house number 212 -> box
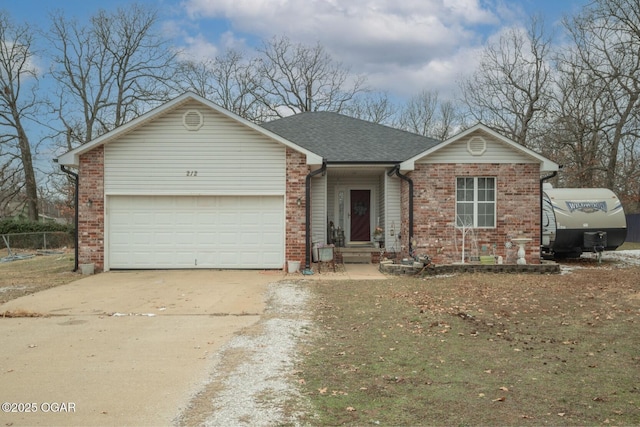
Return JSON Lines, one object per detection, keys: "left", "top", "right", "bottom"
{"left": 186, "top": 171, "right": 198, "bottom": 177}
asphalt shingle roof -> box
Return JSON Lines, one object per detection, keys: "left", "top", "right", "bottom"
{"left": 261, "top": 111, "right": 441, "bottom": 163}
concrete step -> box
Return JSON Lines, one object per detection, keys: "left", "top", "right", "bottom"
{"left": 341, "top": 252, "right": 372, "bottom": 264}
{"left": 337, "top": 246, "right": 377, "bottom": 264}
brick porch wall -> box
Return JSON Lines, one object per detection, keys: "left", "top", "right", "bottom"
{"left": 403, "top": 163, "right": 542, "bottom": 265}
{"left": 78, "top": 146, "right": 105, "bottom": 272}
{"left": 285, "top": 148, "right": 310, "bottom": 268}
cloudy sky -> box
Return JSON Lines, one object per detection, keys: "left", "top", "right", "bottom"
{"left": 7, "top": 0, "right": 588, "bottom": 103}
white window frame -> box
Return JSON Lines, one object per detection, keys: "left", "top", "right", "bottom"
{"left": 455, "top": 177, "right": 496, "bottom": 228}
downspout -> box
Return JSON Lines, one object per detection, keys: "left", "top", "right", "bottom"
{"left": 60, "top": 165, "right": 79, "bottom": 272}
{"left": 304, "top": 161, "right": 327, "bottom": 272}
{"left": 388, "top": 165, "right": 414, "bottom": 256}
{"left": 539, "top": 169, "right": 559, "bottom": 252}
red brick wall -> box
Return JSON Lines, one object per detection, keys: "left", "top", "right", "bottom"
{"left": 285, "top": 148, "right": 310, "bottom": 267}
{"left": 78, "top": 146, "right": 105, "bottom": 272}
{"left": 403, "top": 163, "right": 541, "bottom": 265}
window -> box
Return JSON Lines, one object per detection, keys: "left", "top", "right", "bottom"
{"left": 456, "top": 177, "right": 496, "bottom": 227}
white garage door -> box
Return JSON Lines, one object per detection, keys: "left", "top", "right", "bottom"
{"left": 108, "top": 196, "right": 284, "bottom": 269}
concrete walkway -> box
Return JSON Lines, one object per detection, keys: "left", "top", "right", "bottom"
{"left": 288, "top": 262, "right": 388, "bottom": 280}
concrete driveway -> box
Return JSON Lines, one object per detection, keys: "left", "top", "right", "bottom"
{"left": 0, "top": 269, "right": 284, "bottom": 426}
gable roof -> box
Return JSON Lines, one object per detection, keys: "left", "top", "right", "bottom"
{"left": 400, "top": 123, "right": 560, "bottom": 172}
{"left": 56, "top": 92, "right": 323, "bottom": 167}
{"left": 261, "top": 112, "right": 441, "bottom": 163}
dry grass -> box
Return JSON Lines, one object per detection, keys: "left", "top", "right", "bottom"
{"left": 297, "top": 259, "right": 640, "bottom": 426}
{"left": 0, "top": 250, "right": 76, "bottom": 304}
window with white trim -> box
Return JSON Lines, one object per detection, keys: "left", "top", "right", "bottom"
{"left": 456, "top": 177, "right": 496, "bottom": 227}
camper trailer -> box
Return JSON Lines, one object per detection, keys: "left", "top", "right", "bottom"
{"left": 542, "top": 185, "right": 627, "bottom": 259}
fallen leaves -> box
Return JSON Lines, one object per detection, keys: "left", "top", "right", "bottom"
{"left": 302, "top": 266, "right": 640, "bottom": 425}
{"left": 1, "top": 310, "right": 49, "bottom": 318}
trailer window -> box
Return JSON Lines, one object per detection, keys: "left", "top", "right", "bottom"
{"left": 456, "top": 177, "right": 496, "bottom": 227}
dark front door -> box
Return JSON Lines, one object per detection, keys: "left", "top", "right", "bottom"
{"left": 350, "top": 189, "right": 371, "bottom": 242}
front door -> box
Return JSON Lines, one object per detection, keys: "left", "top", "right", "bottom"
{"left": 350, "top": 189, "right": 371, "bottom": 242}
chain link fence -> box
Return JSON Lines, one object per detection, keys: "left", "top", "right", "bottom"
{"left": 1, "top": 232, "right": 74, "bottom": 262}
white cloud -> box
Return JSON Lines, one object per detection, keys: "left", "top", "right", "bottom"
{"left": 180, "top": 33, "right": 220, "bottom": 61}
{"left": 364, "top": 44, "right": 483, "bottom": 101}
{"left": 183, "top": 0, "right": 494, "bottom": 49}
{"left": 177, "top": 0, "right": 512, "bottom": 101}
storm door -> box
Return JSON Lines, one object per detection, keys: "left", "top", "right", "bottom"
{"left": 350, "top": 189, "right": 371, "bottom": 241}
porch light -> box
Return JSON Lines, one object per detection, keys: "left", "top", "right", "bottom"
{"left": 296, "top": 197, "right": 302, "bottom": 207}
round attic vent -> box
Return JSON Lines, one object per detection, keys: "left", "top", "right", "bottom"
{"left": 467, "top": 136, "right": 487, "bottom": 156}
{"left": 183, "top": 110, "right": 203, "bottom": 131}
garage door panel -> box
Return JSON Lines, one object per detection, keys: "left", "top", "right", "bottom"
{"left": 154, "top": 252, "right": 180, "bottom": 265}
{"left": 155, "top": 213, "right": 174, "bottom": 225}
{"left": 110, "top": 231, "right": 130, "bottom": 244}
{"left": 175, "top": 212, "right": 195, "bottom": 224}
{"left": 240, "top": 232, "right": 260, "bottom": 242}
{"left": 195, "top": 212, "right": 215, "bottom": 225}
{"left": 263, "top": 212, "right": 281, "bottom": 223}
{"left": 219, "top": 213, "right": 236, "bottom": 226}
{"left": 155, "top": 233, "right": 174, "bottom": 245}
{"left": 218, "top": 252, "right": 238, "bottom": 265}
{"left": 262, "top": 254, "right": 282, "bottom": 265}
{"left": 217, "top": 231, "right": 238, "bottom": 245}
{"left": 263, "top": 230, "right": 282, "bottom": 243}
{"left": 108, "top": 196, "right": 284, "bottom": 269}
{"left": 196, "top": 232, "right": 216, "bottom": 244}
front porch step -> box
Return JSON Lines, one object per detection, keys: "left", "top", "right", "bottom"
{"left": 337, "top": 245, "right": 379, "bottom": 264}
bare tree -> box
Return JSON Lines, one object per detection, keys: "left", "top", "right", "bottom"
{"left": 396, "top": 89, "right": 459, "bottom": 140}
{"left": 548, "top": 49, "right": 613, "bottom": 187}
{"left": 398, "top": 89, "right": 438, "bottom": 137}
{"left": 563, "top": 0, "right": 640, "bottom": 190}
{"left": 436, "top": 100, "right": 460, "bottom": 141}
{"left": 0, "top": 12, "right": 40, "bottom": 220}
{"left": 343, "top": 92, "right": 397, "bottom": 125}
{"left": 256, "top": 36, "right": 367, "bottom": 119}
{"left": 178, "top": 49, "right": 268, "bottom": 122}
{"left": 47, "top": 4, "right": 179, "bottom": 147}
{"left": 0, "top": 163, "right": 21, "bottom": 218}
{"left": 459, "top": 16, "right": 552, "bottom": 148}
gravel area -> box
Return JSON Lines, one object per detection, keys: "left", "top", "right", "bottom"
{"left": 175, "top": 281, "right": 314, "bottom": 426}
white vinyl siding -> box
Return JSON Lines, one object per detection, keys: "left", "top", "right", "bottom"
{"left": 419, "top": 134, "right": 537, "bottom": 164}
{"left": 385, "top": 173, "right": 401, "bottom": 242}
{"left": 311, "top": 175, "right": 327, "bottom": 244}
{"left": 104, "top": 101, "right": 285, "bottom": 196}
{"left": 378, "top": 174, "right": 386, "bottom": 230}
{"left": 107, "top": 195, "right": 284, "bottom": 269}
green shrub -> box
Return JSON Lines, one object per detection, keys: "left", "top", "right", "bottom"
{"left": 0, "top": 219, "right": 73, "bottom": 235}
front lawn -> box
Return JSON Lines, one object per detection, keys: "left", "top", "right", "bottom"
{"left": 296, "top": 260, "right": 640, "bottom": 426}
